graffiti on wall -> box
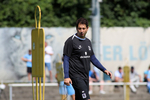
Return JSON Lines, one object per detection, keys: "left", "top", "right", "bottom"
{"left": 0, "top": 27, "right": 77, "bottom": 81}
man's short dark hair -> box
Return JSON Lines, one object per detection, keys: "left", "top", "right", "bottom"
{"left": 118, "top": 66, "right": 122, "bottom": 70}
{"left": 131, "top": 66, "right": 134, "bottom": 69}
{"left": 76, "top": 17, "right": 88, "bottom": 28}
{"left": 28, "top": 49, "right": 31, "bottom": 52}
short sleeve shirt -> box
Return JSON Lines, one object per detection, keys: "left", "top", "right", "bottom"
{"left": 147, "top": 70, "right": 150, "bottom": 79}
{"left": 114, "top": 70, "right": 123, "bottom": 78}
{"left": 147, "top": 70, "right": 150, "bottom": 87}
{"left": 24, "top": 54, "right": 32, "bottom": 67}
{"left": 144, "top": 70, "right": 149, "bottom": 75}
{"left": 45, "top": 46, "right": 53, "bottom": 63}
{"left": 63, "top": 34, "right": 94, "bottom": 79}
{"left": 130, "top": 71, "right": 138, "bottom": 79}
{"left": 89, "top": 70, "right": 98, "bottom": 79}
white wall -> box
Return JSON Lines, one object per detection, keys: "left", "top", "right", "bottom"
{"left": 0, "top": 27, "right": 149, "bottom": 81}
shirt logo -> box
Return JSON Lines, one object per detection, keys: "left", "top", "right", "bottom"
{"left": 78, "top": 45, "right": 82, "bottom": 49}
{"left": 80, "top": 52, "right": 90, "bottom": 58}
{"left": 85, "top": 52, "right": 87, "bottom": 55}
{"left": 82, "top": 91, "right": 86, "bottom": 99}
{"left": 88, "top": 46, "right": 91, "bottom": 51}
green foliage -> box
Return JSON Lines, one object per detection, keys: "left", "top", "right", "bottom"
{"left": 0, "top": 0, "right": 91, "bottom": 27}
{"left": 0, "top": 0, "right": 150, "bottom": 27}
{"left": 101, "top": 0, "right": 150, "bottom": 27}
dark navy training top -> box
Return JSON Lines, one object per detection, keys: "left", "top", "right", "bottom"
{"left": 63, "top": 34, "right": 106, "bottom": 80}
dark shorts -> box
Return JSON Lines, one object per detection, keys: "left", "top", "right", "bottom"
{"left": 71, "top": 77, "right": 90, "bottom": 100}
{"left": 144, "top": 78, "right": 148, "bottom": 82}
{"left": 27, "top": 67, "right": 32, "bottom": 73}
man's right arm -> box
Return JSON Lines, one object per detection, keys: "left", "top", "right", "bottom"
{"left": 63, "top": 37, "right": 73, "bottom": 85}
{"left": 63, "top": 55, "right": 72, "bottom": 85}
{"left": 63, "top": 55, "right": 69, "bottom": 78}
{"left": 21, "top": 55, "right": 29, "bottom": 62}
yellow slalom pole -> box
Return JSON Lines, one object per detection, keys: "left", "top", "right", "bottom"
{"left": 39, "top": 77, "right": 41, "bottom": 100}
{"left": 36, "top": 77, "right": 38, "bottom": 100}
{"left": 31, "top": 5, "right": 45, "bottom": 100}
{"left": 34, "top": 5, "right": 41, "bottom": 29}
{"left": 43, "top": 71, "right": 45, "bottom": 100}
{"left": 32, "top": 77, "right": 35, "bottom": 100}
{"left": 123, "top": 66, "right": 130, "bottom": 100}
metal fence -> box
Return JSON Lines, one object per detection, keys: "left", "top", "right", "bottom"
{"left": 8, "top": 82, "right": 148, "bottom": 100}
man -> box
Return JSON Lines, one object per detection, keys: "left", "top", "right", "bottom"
{"left": 144, "top": 66, "right": 150, "bottom": 82}
{"left": 147, "top": 68, "right": 150, "bottom": 93}
{"left": 130, "top": 66, "right": 142, "bottom": 93}
{"left": 89, "top": 70, "right": 106, "bottom": 94}
{"left": 63, "top": 17, "right": 112, "bottom": 100}
{"left": 45, "top": 42, "right": 53, "bottom": 82}
{"left": 114, "top": 66, "right": 123, "bottom": 82}
{"left": 21, "top": 49, "right": 32, "bottom": 81}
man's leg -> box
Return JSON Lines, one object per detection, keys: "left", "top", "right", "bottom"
{"left": 71, "top": 94, "right": 75, "bottom": 100}
{"left": 45, "top": 63, "right": 47, "bottom": 81}
{"left": 130, "top": 85, "right": 136, "bottom": 92}
{"left": 134, "top": 76, "right": 140, "bottom": 88}
{"left": 46, "top": 62, "right": 53, "bottom": 82}
{"left": 49, "top": 70, "right": 53, "bottom": 82}
{"left": 130, "top": 78, "right": 137, "bottom": 92}
{"left": 99, "top": 80, "right": 105, "bottom": 94}
{"left": 131, "top": 76, "right": 139, "bottom": 88}
{"left": 71, "top": 78, "right": 90, "bottom": 100}
{"left": 28, "top": 73, "right": 31, "bottom": 81}
{"left": 100, "top": 80, "right": 104, "bottom": 91}
{"left": 89, "top": 80, "right": 93, "bottom": 94}
{"left": 149, "top": 87, "right": 150, "bottom": 93}
{"left": 27, "top": 67, "right": 32, "bottom": 81}
{"left": 147, "top": 85, "right": 150, "bottom": 93}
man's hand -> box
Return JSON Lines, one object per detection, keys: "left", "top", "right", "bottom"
{"left": 64, "top": 78, "right": 72, "bottom": 86}
{"left": 28, "top": 60, "right": 32, "bottom": 62}
{"left": 104, "top": 70, "right": 112, "bottom": 79}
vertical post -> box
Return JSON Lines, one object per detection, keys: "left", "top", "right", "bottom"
{"left": 91, "top": 0, "right": 101, "bottom": 79}
{"left": 123, "top": 83, "right": 126, "bottom": 100}
{"left": 39, "top": 77, "right": 42, "bottom": 100}
{"left": 36, "top": 77, "right": 38, "bottom": 100}
{"left": 123, "top": 66, "right": 130, "bottom": 100}
{"left": 9, "top": 86, "right": 12, "bottom": 100}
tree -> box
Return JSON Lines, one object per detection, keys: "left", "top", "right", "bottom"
{"left": 101, "top": 0, "right": 150, "bottom": 27}
{"left": 0, "top": 0, "right": 150, "bottom": 27}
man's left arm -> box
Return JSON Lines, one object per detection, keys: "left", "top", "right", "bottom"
{"left": 45, "top": 51, "right": 53, "bottom": 56}
{"left": 137, "top": 73, "right": 142, "bottom": 82}
{"left": 135, "top": 72, "right": 142, "bottom": 82}
{"left": 147, "top": 71, "right": 150, "bottom": 82}
{"left": 90, "top": 55, "right": 112, "bottom": 79}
